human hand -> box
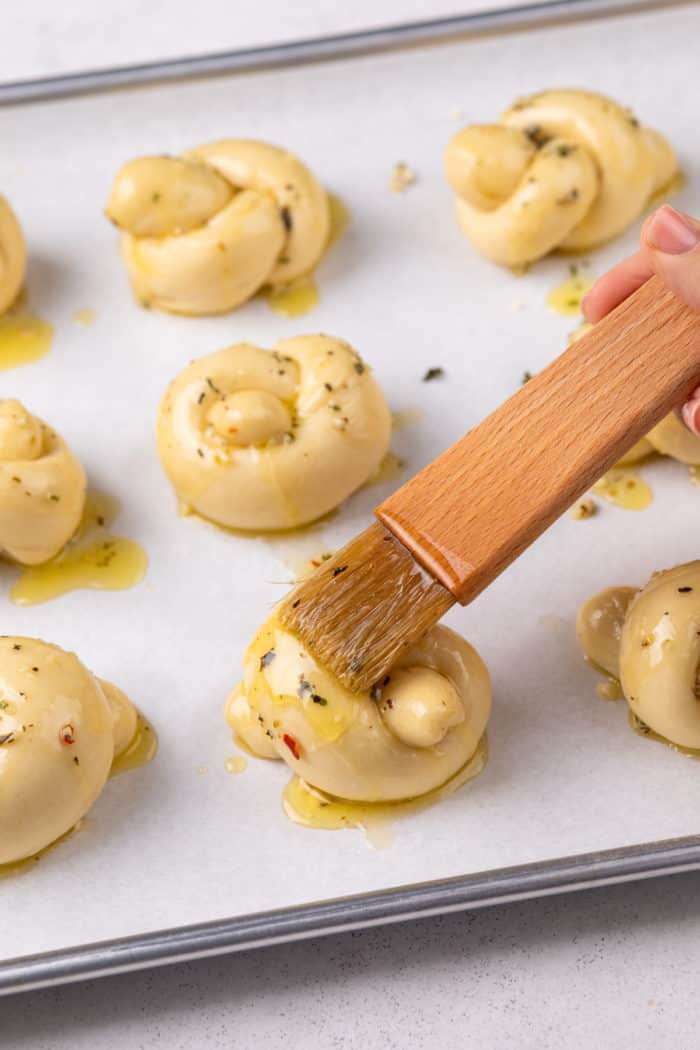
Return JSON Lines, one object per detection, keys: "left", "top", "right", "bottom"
{"left": 582, "top": 204, "right": 700, "bottom": 435}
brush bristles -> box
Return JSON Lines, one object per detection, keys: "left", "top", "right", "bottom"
{"left": 278, "top": 521, "right": 454, "bottom": 693}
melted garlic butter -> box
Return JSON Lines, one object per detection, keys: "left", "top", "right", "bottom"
{"left": 106, "top": 140, "right": 331, "bottom": 316}
{"left": 262, "top": 279, "right": 319, "bottom": 318}
{"left": 283, "top": 735, "right": 487, "bottom": 847}
{"left": 0, "top": 310, "right": 53, "bottom": 370}
{"left": 225, "top": 615, "right": 491, "bottom": 837}
{"left": 577, "top": 562, "right": 700, "bottom": 752}
{"left": 157, "top": 335, "right": 392, "bottom": 531}
{"left": 592, "top": 469, "right": 653, "bottom": 511}
{"left": 445, "top": 89, "right": 677, "bottom": 267}
{"left": 0, "top": 637, "right": 156, "bottom": 868}
{"left": 0, "top": 400, "right": 86, "bottom": 565}
{"left": 546, "top": 270, "right": 593, "bottom": 316}
{"left": 10, "top": 490, "right": 148, "bottom": 605}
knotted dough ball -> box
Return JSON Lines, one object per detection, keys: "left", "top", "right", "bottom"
{"left": 445, "top": 89, "right": 677, "bottom": 267}
{"left": 0, "top": 196, "right": 26, "bottom": 315}
{"left": 613, "top": 413, "right": 700, "bottom": 468}
{"left": 156, "top": 335, "right": 391, "bottom": 531}
{"left": 225, "top": 616, "right": 491, "bottom": 802}
{"left": 577, "top": 562, "right": 700, "bottom": 749}
{"left": 0, "top": 400, "right": 86, "bottom": 565}
{"left": 0, "top": 637, "right": 139, "bottom": 863}
{"left": 106, "top": 140, "right": 330, "bottom": 315}
{"left": 612, "top": 412, "right": 700, "bottom": 468}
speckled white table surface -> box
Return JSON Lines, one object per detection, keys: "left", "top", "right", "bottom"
{"left": 4, "top": 2, "right": 700, "bottom": 1045}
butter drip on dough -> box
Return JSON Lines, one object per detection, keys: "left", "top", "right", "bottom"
{"left": 577, "top": 562, "right": 700, "bottom": 748}
{"left": 156, "top": 335, "right": 391, "bottom": 530}
{"left": 106, "top": 140, "right": 330, "bottom": 315}
{"left": 225, "top": 616, "right": 491, "bottom": 802}
{"left": 445, "top": 89, "right": 676, "bottom": 267}
{"left": 0, "top": 400, "right": 86, "bottom": 565}
{"left": 0, "top": 196, "right": 26, "bottom": 315}
{"left": 0, "top": 637, "right": 140, "bottom": 864}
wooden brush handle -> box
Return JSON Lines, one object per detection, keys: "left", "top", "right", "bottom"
{"left": 377, "top": 275, "right": 700, "bottom": 603}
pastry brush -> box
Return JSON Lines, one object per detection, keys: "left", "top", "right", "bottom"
{"left": 279, "top": 275, "right": 700, "bottom": 692}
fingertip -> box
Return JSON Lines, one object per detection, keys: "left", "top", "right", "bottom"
{"left": 580, "top": 280, "right": 610, "bottom": 323}
{"left": 682, "top": 398, "right": 700, "bottom": 436}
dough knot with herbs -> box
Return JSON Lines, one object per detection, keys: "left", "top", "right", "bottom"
{"left": 156, "top": 335, "right": 391, "bottom": 530}
{"left": 225, "top": 615, "right": 491, "bottom": 802}
{"left": 445, "top": 89, "right": 677, "bottom": 267}
{"left": 106, "top": 139, "right": 330, "bottom": 315}
{"left": 0, "top": 196, "right": 26, "bottom": 314}
{"left": 577, "top": 562, "right": 700, "bottom": 749}
{"left": 0, "top": 400, "right": 86, "bottom": 565}
{"left": 0, "top": 637, "right": 142, "bottom": 864}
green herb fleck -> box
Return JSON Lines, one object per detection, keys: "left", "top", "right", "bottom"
{"left": 260, "top": 649, "right": 276, "bottom": 669}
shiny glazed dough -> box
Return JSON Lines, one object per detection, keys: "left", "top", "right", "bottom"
{"left": 0, "top": 196, "right": 26, "bottom": 315}
{"left": 106, "top": 140, "right": 330, "bottom": 315}
{"left": 0, "top": 637, "right": 138, "bottom": 864}
{"left": 445, "top": 89, "right": 677, "bottom": 267}
{"left": 0, "top": 400, "right": 86, "bottom": 565}
{"left": 227, "top": 616, "right": 491, "bottom": 802}
{"left": 156, "top": 335, "right": 391, "bottom": 530}
{"left": 577, "top": 563, "right": 700, "bottom": 749}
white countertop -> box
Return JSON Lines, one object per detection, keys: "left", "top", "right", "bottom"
{"left": 4, "top": 1, "right": 700, "bottom": 1045}
{"left": 4, "top": 872, "right": 700, "bottom": 1047}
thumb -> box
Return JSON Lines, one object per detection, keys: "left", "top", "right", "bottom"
{"left": 641, "top": 205, "right": 700, "bottom": 309}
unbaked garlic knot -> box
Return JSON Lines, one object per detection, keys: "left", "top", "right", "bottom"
{"left": 156, "top": 335, "right": 391, "bottom": 530}
{"left": 615, "top": 412, "right": 700, "bottom": 467}
{"left": 225, "top": 616, "right": 491, "bottom": 802}
{"left": 106, "top": 140, "right": 330, "bottom": 315}
{"left": 445, "top": 89, "right": 677, "bottom": 267}
{"left": 0, "top": 637, "right": 139, "bottom": 864}
{"left": 577, "top": 562, "right": 700, "bottom": 749}
{"left": 0, "top": 400, "right": 86, "bottom": 565}
{"left": 0, "top": 196, "right": 26, "bottom": 315}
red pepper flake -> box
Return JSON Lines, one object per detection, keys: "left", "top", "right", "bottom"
{"left": 282, "top": 734, "right": 301, "bottom": 760}
{"left": 311, "top": 559, "right": 321, "bottom": 567}
{"left": 228, "top": 427, "right": 239, "bottom": 433}
{"left": 59, "top": 723, "right": 76, "bottom": 745}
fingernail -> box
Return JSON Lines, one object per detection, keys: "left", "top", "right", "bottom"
{"left": 682, "top": 398, "right": 700, "bottom": 435}
{"left": 646, "top": 206, "right": 699, "bottom": 255}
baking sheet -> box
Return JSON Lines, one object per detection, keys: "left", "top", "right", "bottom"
{"left": 2, "top": 0, "right": 700, "bottom": 989}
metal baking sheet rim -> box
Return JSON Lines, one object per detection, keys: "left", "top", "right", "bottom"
{"left": 3, "top": 832, "right": 700, "bottom": 994}
{"left": 0, "top": 0, "right": 695, "bottom": 996}
{"left": 0, "top": 0, "right": 691, "bottom": 105}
